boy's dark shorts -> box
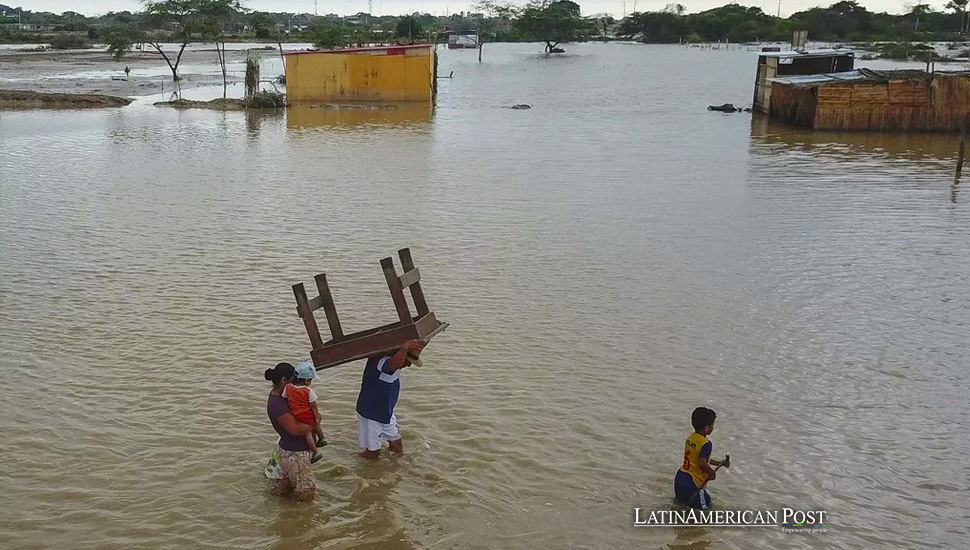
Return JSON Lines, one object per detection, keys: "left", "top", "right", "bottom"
{"left": 674, "top": 470, "right": 711, "bottom": 509}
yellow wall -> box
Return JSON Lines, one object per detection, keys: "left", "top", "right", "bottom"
{"left": 285, "top": 48, "right": 435, "bottom": 102}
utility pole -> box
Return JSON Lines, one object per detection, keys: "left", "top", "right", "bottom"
{"left": 315, "top": 0, "right": 318, "bottom": 16}
{"left": 777, "top": 0, "right": 782, "bottom": 18}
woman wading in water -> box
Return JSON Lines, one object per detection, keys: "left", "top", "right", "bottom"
{"left": 265, "top": 362, "right": 317, "bottom": 501}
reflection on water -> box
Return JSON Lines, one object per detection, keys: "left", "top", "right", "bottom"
{"left": 286, "top": 103, "right": 433, "bottom": 129}
{"left": 668, "top": 528, "right": 713, "bottom": 550}
{"left": 749, "top": 114, "right": 966, "bottom": 161}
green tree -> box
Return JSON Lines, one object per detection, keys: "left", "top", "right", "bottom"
{"left": 617, "top": 10, "right": 686, "bottom": 43}
{"left": 946, "top": 0, "right": 969, "bottom": 32}
{"left": 514, "top": 0, "right": 592, "bottom": 53}
{"left": 249, "top": 11, "right": 276, "bottom": 39}
{"left": 141, "top": 0, "right": 244, "bottom": 81}
{"left": 309, "top": 21, "right": 347, "bottom": 49}
{"left": 101, "top": 26, "right": 136, "bottom": 60}
{"left": 395, "top": 15, "right": 423, "bottom": 41}
{"left": 590, "top": 12, "right": 615, "bottom": 38}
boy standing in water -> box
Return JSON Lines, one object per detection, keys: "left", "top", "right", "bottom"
{"left": 283, "top": 362, "right": 328, "bottom": 463}
{"left": 674, "top": 407, "right": 728, "bottom": 509}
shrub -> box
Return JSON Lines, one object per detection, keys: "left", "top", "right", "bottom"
{"left": 876, "top": 42, "right": 934, "bottom": 60}
{"left": 101, "top": 27, "right": 135, "bottom": 61}
{"left": 245, "top": 91, "right": 287, "bottom": 109}
{"left": 49, "top": 34, "right": 91, "bottom": 50}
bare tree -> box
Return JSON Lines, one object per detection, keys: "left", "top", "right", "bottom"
{"left": 142, "top": 0, "right": 243, "bottom": 82}
{"left": 473, "top": 1, "right": 518, "bottom": 62}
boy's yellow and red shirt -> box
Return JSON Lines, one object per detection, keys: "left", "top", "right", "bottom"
{"left": 679, "top": 432, "right": 713, "bottom": 487}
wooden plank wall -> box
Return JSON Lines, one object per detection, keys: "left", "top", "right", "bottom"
{"left": 769, "top": 82, "right": 818, "bottom": 127}
{"left": 809, "top": 74, "right": 970, "bottom": 131}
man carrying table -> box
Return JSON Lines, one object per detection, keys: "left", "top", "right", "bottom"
{"left": 356, "top": 340, "right": 425, "bottom": 458}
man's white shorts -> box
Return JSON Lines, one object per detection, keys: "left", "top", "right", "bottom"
{"left": 357, "top": 413, "right": 401, "bottom": 451}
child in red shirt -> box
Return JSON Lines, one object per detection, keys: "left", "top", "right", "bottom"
{"left": 284, "top": 362, "right": 328, "bottom": 462}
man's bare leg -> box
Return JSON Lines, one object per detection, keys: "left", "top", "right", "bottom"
{"left": 388, "top": 438, "right": 403, "bottom": 454}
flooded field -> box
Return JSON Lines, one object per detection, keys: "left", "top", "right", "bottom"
{"left": 1, "top": 43, "right": 968, "bottom": 550}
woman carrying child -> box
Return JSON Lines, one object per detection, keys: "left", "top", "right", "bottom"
{"left": 283, "top": 362, "right": 328, "bottom": 462}
{"left": 264, "top": 362, "right": 318, "bottom": 502}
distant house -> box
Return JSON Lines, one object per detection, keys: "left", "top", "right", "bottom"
{"left": 448, "top": 31, "right": 479, "bottom": 49}
{"left": 768, "top": 69, "right": 970, "bottom": 132}
{"left": 0, "top": 23, "right": 54, "bottom": 32}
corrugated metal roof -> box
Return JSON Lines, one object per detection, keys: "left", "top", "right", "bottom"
{"left": 759, "top": 49, "right": 854, "bottom": 59}
{"left": 769, "top": 70, "right": 865, "bottom": 85}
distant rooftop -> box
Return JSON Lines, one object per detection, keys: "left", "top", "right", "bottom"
{"left": 759, "top": 49, "right": 855, "bottom": 59}
{"left": 770, "top": 68, "right": 970, "bottom": 87}
{"left": 769, "top": 70, "right": 865, "bottom": 85}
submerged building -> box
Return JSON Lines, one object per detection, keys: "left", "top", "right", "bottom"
{"left": 448, "top": 32, "right": 479, "bottom": 49}
{"left": 284, "top": 44, "right": 437, "bottom": 102}
{"left": 768, "top": 69, "right": 970, "bottom": 132}
{"left": 752, "top": 49, "right": 856, "bottom": 113}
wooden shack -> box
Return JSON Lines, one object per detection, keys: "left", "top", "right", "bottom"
{"left": 752, "top": 50, "right": 855, "bottom": 113}
{"left": 769, "top": 69, "right": 970, "bottom": 132}
{"left": 284, "top": 44, "right": 437, "bottom": 102}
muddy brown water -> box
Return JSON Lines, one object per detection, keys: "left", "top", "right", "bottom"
{"left": 1, "top": 43, "right": 968, "bottom": 550}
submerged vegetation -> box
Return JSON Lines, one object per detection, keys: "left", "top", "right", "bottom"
{"left": 246, "top": 90, "right": 286, "bottom": 109}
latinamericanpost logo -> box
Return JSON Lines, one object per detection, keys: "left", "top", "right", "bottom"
{"left": 634, "top": 508, "right": 828, "bottom": 533}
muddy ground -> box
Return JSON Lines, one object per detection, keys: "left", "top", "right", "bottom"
{"left": 0, "top": 46, "right": 285, "bottom": 98}
{"left": 0, "top": 89, "right": 133, "bottom": 108}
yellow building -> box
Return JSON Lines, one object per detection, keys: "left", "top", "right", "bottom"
{"left": 284, "top": 44, "right": 437, "bottom": 102}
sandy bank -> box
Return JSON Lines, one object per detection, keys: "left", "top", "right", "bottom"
{"left": 154, "top": 98, "right": 249, "bottom": 110}
{"left": 0, "top": 89, "right": 132, "bottom": 108}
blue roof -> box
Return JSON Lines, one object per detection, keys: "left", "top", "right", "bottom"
{"left": 769, "top": 70, "right": 865, "bottom": 85}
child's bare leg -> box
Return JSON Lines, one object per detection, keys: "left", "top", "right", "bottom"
{"left": 304, "top": 432, "right": 318, "bottom": 455}
{"left": 311, "top": 404, "right": 325, "bottom": 445}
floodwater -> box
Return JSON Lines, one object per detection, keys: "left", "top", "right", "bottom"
{"left": 1, "top": 43, "right": 968, "bottom": 550}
